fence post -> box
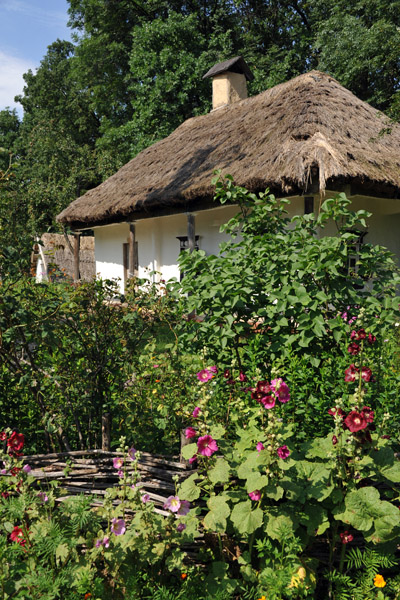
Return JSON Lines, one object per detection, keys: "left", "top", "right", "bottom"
{"left": 102, "top": 413, "right": 111, "bottom": 451}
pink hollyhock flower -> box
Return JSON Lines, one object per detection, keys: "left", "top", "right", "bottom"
{"left": 113, "top": 457, "right": 124, "bottom": 470}
{"left": 361, "top": 367, "right": 372, "bottom": 382}
{"left": 361, "top": 406, "right": 374, "bottom": 423}
{"left": 344, "top": 411, "right": 368, "bottom": 433}
{"left": 164, "top": 496, "right": 181, "bottom": 513}
{"left": 197, "top": 369, "right": 213, "bottom": 382}
{"left": 37, "top": 492, "right": 48, "bottom": 503}
{"left": 176, "top": 522, "right": 186, "bottom": 532}
{"left": 117, "top": 470, "right": 124, "bottom": 478}
{"left": 260, "top": 395, "right": 276, "bottom": 409}
{"left": 248, "top": 490, "right": 261, "bottom": 501}
{"left": 111, "top": 518, "right": 126, "bottom": 536}
{"left": 340, "top": 531, "right": 353, "bottom": 544}
{"left": 128, "top": 447, "right": 137, "bottom": 461}
{"left": 208, "top": 366, "right": 218, "bottom": 374}
{"left": 271, "top": 378, "right": 290, "bottom": 403}
{"left": 96, "top": 536, "right": 110, "bottom": 548}
{"left": 239, "top": 371, "right": 247, "bottom": 382}
{"left": 192, "top": 407, "right": 201, "bottom": 418}
{"left": 348, "top": 342, "right": 360, "bottom": 355}
{"left": 0, "top": 468, "right": 7, "bottom": 475}
{"left": 141, "top": 494, "right": 150, "bottom": 503}
{"left": 277, "top": 445, "right": 290, "bottom": 459}
{"left": 22, "top": 464, "right": 31, "bottom": 473}
{"left": 350, "top": 330, "right": 357, "bottom": 339}
{"left": 197, "top": 435, "right": 218, "bottom": 457}
{"left": 344, "top": 364, "right": 358, "bottom": 382}
{"left": 185, "top": 427, "right": 197, "bottom": 439}
{"left": 256, "top": 442, "right": 265, "bottom": 452}
{"left": 7, "top": 432, "right": 24, "bottom": 454}
{"left": 189, "top": 455, "right": 197, "bottom": 464}
{"left": 256, "top": 380, "right": 272, "bottom": 394}
{"left": 177, "top": 500, "right": 190, "bottom": 516}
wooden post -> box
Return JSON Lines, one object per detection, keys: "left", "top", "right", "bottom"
{"left": 73, "top": 233, "right": 80, "bottom": 282}
{"left": 304, "top": 196, "right": 314, "bottom": 214}
{"left": 187, "top": 213, "right": 195, "bottom": 252}
{"left": 101, "top": 413, "right": 111, "bottom": 451}
{"left": 128, "top": 223, "right": 138, "bottom": 278}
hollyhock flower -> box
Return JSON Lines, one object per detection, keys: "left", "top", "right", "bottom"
{"left": 95, "top": 538, "right": 102, "bottom": 548}
{"left": 22, "top": 464, "right": 31, "bottom": 474}
{"left": 251, "top": 390, "right": 266, "bottom": 403}
{"left": 340, "top": 531, "right": 353, "bottom": 544}
{"left": 332, "top": 435, "right": 338, "bottom": 445}
{"left": 37, "top": 492, "right": 48, "bottom": 503}
{"left": 10, "top": 467, "right": 21, "bottom": 476}
{"left": 361, "top": 406, "right": 374, "bottom": 423}
{"left": 248, "top": 490, "right": 261, "bottom": 501}
{"left": 164, "top": 496, "right": 181, "bottom": 513}
{"left": 271, "top": 378, "right": 290, "bottom": 403}
{"left": 350, "top": 330, "right": 357, "bottom": 340}
{"left": 361, "top": 367, "right": 372, "bottom": 382}
{"left": 192, "top": 407, "right": 201, "bottom": 418}
{"left": 356, "top": 329, "right": 366, "bottom": 340}
{"left": 177, "top": 500, "right": 190, "bottom": 516}
{"left": 113, "top": 457, "right": 124, "bottom": 470}
{"left": 348, "top": 342, "right": 360, "bottom": 355}
{"left": 277, "top": 445, "right": 290, "bottom": 459}
{"left": 185, "top": 427, "right": 197, "bottom": 439}
{"left": 367, "top": 333, "right": 376, "bottom": 345}
{"left": 344, "top": 364, "right": 358, "bottom": 382}
{"left": 208, "top": 366, "right": 218, "bottom": 374}
{"left": 197, "top": 369, "right": 213, "bottom": 382}
{"left": 260, "top": 395, "right": 275, "bottom": 409}
{"left": 7, "top": 432, "right": 24, "bottom": 454}
{"left": 176, "top": 522, "right": 186, "bottom": 532}
{"left": 96, "top": 536, "right": 110, "bottom": 548}
{"left": 1, "top": 492, "right": 9, "bottom": 499}
{"left": 328, "top": 407, "right": 345, "bottom": 419}
{"left": 223, "top": 369, "right": 230, "bottom": 379}
{"left": 128, "top": 447, "right": 137, "bottom": 461}
{"left": 197, "top": 435, "right": 218, "bottom": 457}
{"left": 111, "top": 518, "right": 126, "bottom": 536}
{"left": 0, "top": 431, "right": 7, "bottom": 441}
{"left": 344, "top": 411, "right": 368, "bottom": 433}
{"left": 189, "top": 455, "right": 197, "bottom": 464}
{"left": 256, "top": 442, "right": 265, "bottom": 452}
{"left": 374, "top": 575, "right": 386, "bottom": 588}
{"left": 239, "top": 371, "right": 247, "bottom": 382}
{"left": 141, "top": 494, "right": 150, "bottom": 503}
{"left": 256, "top": 381, "right": 272, "bottom": 394}
{"left": 0, "top": 468, "right": 7, "bottom": 475}
{"left": 10, "top": 526, "right": 26, "bottom": 546}
{"left": 117, "top": 470, "right": 124, "bottom": 478}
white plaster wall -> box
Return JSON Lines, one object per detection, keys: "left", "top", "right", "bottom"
{"left": 94, "top": 223, "right": 129, "bottom": 293}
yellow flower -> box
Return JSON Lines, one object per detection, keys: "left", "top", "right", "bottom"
{"left": 257, "top": 596, "right": 266, "bottom": 600}
{"left": 374, "top": 574, "right": 386, "bottom": 588}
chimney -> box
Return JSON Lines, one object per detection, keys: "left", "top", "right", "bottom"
{"left": 203, "top": 56, "right": 254, "bottom": 110}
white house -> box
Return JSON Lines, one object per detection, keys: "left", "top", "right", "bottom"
{"left": 57, "top": 58, "right": 400, "bottom": 292}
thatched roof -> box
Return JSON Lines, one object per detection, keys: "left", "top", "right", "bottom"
{"left": 57, "top": 70, "right": 400, "bottom": 229}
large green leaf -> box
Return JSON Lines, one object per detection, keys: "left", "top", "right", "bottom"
{"left": 203, "top": 495, "right": 231, "bottom": 532}
{"left": 209, "top": 458, "right": 231, "bottom": 485}
{"left": 230, "top": 501, "right": 263, "bottom": 535}
{"left": 179, "top": 473, "right": 201, "bottom": 501}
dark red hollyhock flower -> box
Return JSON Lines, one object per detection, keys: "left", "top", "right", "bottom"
{"left": 350, "top": 330, "right": 357, "bottom": 340}
{"left": 356, "top": 329, "right": 367, "bottom": 340}
{"left": 328, "top": 408, "right": 346, "bottom": 419}
{"left": 344, "top": 364, "right": 358, "bottom": 382}
{"left": 239, "top": 372, "right": 247, "bottom": 382}
{"left": 361, "top": 406, "right": 374, "bottom": 423}
{"left": 361, "top": 367, "right": 372, "bottom": 382}
{"left": 348, "top": 342, "right": 360, "bottom": 355}
{"left": 340, "top": 531, "right": 353, "bottom": 544}
{"left": 10, "top": 467, "right": 21, "bottom": 477}
{"left": 1, "top": 492, "right": 9, "bottom": 499}
{"left": 7, "top": 432, "right": 24, "bottom": 454}
{"left": 0, "top": 431, "right": 7, "bottom": 441}
{"left": 251, "top": 390, "right": 265, "bottom": 403}
{"left": 367, "top": 333, "right": 376, "bottom": 345}
{"left": 332, "top": 435, "right": 338, "bottom": 445}
{"left": 10, "top": 526, "right": 26, "bottom": 546}
{"left": 223, "top": 369, "right": 230, "bottom": 379}
{"left": 256, "top": 380, "right": 272, "bottom": 394}
{"left": 344, "top": 411, "right": 368, "bottom": 433}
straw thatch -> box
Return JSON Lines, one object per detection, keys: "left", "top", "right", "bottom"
{"left": 57, "top": 70, "right": 400, "bottom": 229}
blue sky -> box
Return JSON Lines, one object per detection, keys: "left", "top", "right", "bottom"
{"left": 0, "top": 0, "right": 72, "bottom": 116}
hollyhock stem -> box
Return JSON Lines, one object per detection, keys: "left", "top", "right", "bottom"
{"left": 357, "top": 339, "right": 364, "bottom": 408}
{"left": 339, "top": 540, "right": 347, "bottom": 573}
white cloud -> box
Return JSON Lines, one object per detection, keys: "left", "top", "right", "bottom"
{"left": 0, "top": 51, "right": 35, "bottom": 115}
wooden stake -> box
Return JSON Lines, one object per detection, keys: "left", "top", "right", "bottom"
{"left": 73, "top": 233, "right": 80, "bottom": 282}
{"left": 101, "top": 413, "right": 111, "bottom": 451}
{"left": 129, "top": 223, "right": 138, "bottom": 278}
{"left": 187, "top": 213, "right": 195, "bottom": 252}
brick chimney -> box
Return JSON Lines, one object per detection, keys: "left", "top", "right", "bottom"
{"left": 203, "top": 56, "right": 254, "bottom": 110}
